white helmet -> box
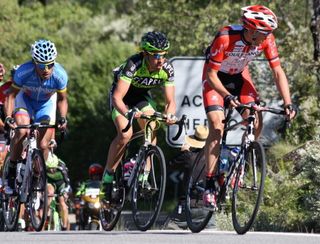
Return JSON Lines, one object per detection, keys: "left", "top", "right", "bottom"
{"left": 31, "top": 39, "right": 57, "bottom": 63}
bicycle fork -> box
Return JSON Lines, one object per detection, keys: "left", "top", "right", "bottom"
{"left": 19, "top": 137, "right": 36, "bottom": 203}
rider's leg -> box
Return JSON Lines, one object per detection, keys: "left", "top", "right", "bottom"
{"left": 38, "top": 128, "right": 55, "bottom": 161}
{"left": 58, "top": 195, "right": 69, "bottom": 230}
{"left": 136, "top": 107, "right": 156, "bottom": 180}
{"left": 205, "top": 110, "right": 225, "bottom": 180}
{"left": 102, "top": 110, "right": 133, "bottom": 202}
{"left": 239, "top": 68, "right": 262, "bottom": 138}
{"left": 202, "top": 80, "right": 225, "bottom": 208}
{"left": 6, "top": 110, "right": 30, "bottom": 192}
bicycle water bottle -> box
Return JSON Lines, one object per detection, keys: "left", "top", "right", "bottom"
{"left": 219, "top": 145, "right": 229, "bottom": 174}
{"left": 123, "top": 157, "right": 136, "bottom": 181}
{"left": 229, "top": 147, "right": 240, "bottom": 164}
{"left": 16, "top": 162, "right": 26, "bottom": 184}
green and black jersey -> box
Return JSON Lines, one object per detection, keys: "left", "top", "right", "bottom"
{"left": 110, "top": 52, "right": 174, "bottom": 118}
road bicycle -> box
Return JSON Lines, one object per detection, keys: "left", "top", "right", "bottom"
{"left": 185, "top": 103, "right": 287, "bottom": 234}
{"left": 100, "top": 109, "right": 186, "bottom": 231}
{"left": 1, "top": 123, "right": 56, "bottom": 231}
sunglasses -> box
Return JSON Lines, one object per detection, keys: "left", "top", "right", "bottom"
{"left": 147, "top": 51, "right": 167, "bottom": 60}
{"left": 35, "top": 61, "right": 55, "bottom": 70}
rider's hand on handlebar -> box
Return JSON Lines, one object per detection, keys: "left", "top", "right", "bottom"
{"left": 133, "top": 110, "right": 143, "bottom": 119}
{"left": 224, "top": 95, "right": 240, "bottom": 108}
{"left": 4, "top": 116, "right": 15, "bottom": 129}
{"left": 284, "top": 104, "right": 297, "bottom": 121}
{"left": 165, "top": 113, "right": 177, "bottom": 125}
{"left": 58, "top": 117, "right": 68, "bottom": 130}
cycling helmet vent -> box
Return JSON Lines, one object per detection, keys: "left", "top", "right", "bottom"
{"left": 140, "top": 31, "right": 170, "bottom": 52}
{"left": 31, "top": 39, "right": 57, "bottom": 63}
{"left": 242, "top": 5, "right": 278, "bottom": 32}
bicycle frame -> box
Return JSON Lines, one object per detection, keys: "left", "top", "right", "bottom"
{"left": 19, "top": 130, "right": 37, "bottom": 203}
{"left": 219, "top": 104, "right": 286, "bottom": 201}
{"left": 126, "top": 116, "right": 163, "bottom": 189}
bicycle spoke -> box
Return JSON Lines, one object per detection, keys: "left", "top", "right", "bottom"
{"left": 132, "top": 145, "right": 166, "bottom": 231}
{"left": 232, "top": 141, "right": 266, "bottom": 234}
{"left": 1, "top": 155, "right": 20, "bottom": 231}
{"left": 185, "top": 149, "right": 213, "bottom": 233}
{"left": 99, "top": 173, "right": 125, "bottom": 231}
{"left": 28, "top": 150, "right": 48, "bottom": 231}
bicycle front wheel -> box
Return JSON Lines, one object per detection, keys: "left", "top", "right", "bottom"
{"left": 28, "top": 149, "right": 48, "bottom": 232}
{"left": 231, "top": 141, "right": 266, "bottom": 234}
{"left": 185, "top": 148, "right": 213, "bottom": 233}
{"left": 1, "top": 154, "right": 20, "bottom": 231}
{"left": 100, "top": 167, "right": 125, "bottom": 231}
{"left": 131, "top": 145, "right": 166, "bottom": 231}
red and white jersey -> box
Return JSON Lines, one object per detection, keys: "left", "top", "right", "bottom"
{"left": 0, "top": 81, "right": 12, "bottom": 105}
{"left": 205, "top": 25, "right": 280, "bottom": 75}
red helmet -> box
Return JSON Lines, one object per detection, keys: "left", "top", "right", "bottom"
{"left": 241, "top": 5, "right": 278, "bottom": 33}
{"left": 88, "top": 163, "right": 104, "bottom": 177}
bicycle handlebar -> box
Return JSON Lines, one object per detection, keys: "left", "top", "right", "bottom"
{"left": 122, "top": 108, "right": 187, "bottom": 140}
{"left": 14, "top": 123, "right": 57, "bottom": 130}
{"left": 225, "top": 103, "right": 291, "bottom": 129}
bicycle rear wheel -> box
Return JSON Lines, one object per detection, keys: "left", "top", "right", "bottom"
{"left": 131, "top": 145, "right": 166, "bottom": 231}
{"left": 28, "top": 149, "right": 48, "bottom": 231}
{"left": 185, "top": 148, "right": 213, "bottom": 233}
{"left": 231, "top": 141, "right": 266, "bottom": 234}
{"left": 100, "top": 169, "right": 125, "bottom": 231}
{"left": 1, "top": 155, "right": 20, "bottom": 231}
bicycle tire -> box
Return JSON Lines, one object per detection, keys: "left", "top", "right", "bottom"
{"left": 231, "top": 141, "right": 266, "bottom": 234}
{"left": 1, "top": 154, "right": 20, "bottom": 231}
{"left": 28, "top": 149, "right": 48, "bottom": 232}
{"left": 185, "top": 148, "right": 213, "bottom": 233}
{"left": 131, "top": 145, "right": 166, "bottom": 231}
{"left": 100, "top": 167, "right": 126, "bottom": 231}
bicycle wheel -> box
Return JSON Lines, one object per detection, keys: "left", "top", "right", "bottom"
{"left": 28, "top": 149, "right": 48, "bottom": 231}
{"left": 185, "top": 148, "right": 213, "bottom": 233}
{"left": 1, "top": 154, "right": 20, "bottom": 231}
{"left": 131, "top": 145, "right": 166, "bottom": 231}
{"left": 99, "top": 168, "right": 125, "bottom": 231}
{"left": 231, "top": 141, "right": 266, "bottom": 234}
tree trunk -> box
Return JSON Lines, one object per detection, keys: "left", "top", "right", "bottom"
{"left": 310, "top": 0, "right": 320, "bottom": 61}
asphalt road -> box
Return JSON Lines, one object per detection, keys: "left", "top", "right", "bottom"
{"left": 0, "top": 230, "right": 320, "bottom": 244}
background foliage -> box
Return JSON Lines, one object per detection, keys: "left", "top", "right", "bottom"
{"left": 0, "top": 0, "right": 319, "bottom": 232}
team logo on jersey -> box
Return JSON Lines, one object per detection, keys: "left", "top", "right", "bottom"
{"left": 162, "top": 62, "right": 174, "bottom": 77}
{"left": 211, "top": 44, "right": 224, "bottom": 57}
{"left": 126, "top": 71, "right": 133, "bottom": 77}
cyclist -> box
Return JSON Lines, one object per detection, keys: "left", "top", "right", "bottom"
{"left": 202, "top": 5, "right": 297, "bottom": 209}
{"left": 75, "top": 163, "right": 103, "bottom": 229}
{"left": 0, "top": 63, "right": 9, "bottom": 170}
{"left": 101, "top": 31, "right": 176, "bottom": 204}
{"left": 46, "top": 142, "right": 71, "bottom": 231}
{"left": 4, "top": 39, "right": 68, "bottom": 194}
{"left": 76, "top": 163, "right": 104, "bottom": 197}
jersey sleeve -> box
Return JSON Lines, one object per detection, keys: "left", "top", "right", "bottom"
{"left": 207, "top": 31, "right": 228, "bottom": 71}
{"left": 119, "top": 58, "right": 137, "bottom": 84}
{"left": 12, "top": 67, "right": 24, "bottom": 89}
{"left": 263, "top": 34, "right": 281, "bottom": 68}
{"left": 162, "top": 61, "right": 175, "bottom": 87}
{"left": 55, "top": 64, "right": 68, "bottom": 93}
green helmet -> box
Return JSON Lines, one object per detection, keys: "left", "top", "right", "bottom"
{"left": 46, "top": 153, "right": 59, "bottom": 168}
{"left": 140, "top": 31, "right": 170, "bottom": 52}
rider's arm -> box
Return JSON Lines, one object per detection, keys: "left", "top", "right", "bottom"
{"left": 57, "top": 91, "right": 68, "bottom": 119}
{"left": 206, "top": 68, "right": 231, "bottom": 98}
{"left": 163, "top": 85, "right": 176, "bottom": 116}
{"left": 272, "top": 65, "right": 292, "bottom": 106}
{"left": 112, "top": 79, "right": 131, "bottom": 117}
{"left": 4, "top": 86, "right": 19, "bottom": 119}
